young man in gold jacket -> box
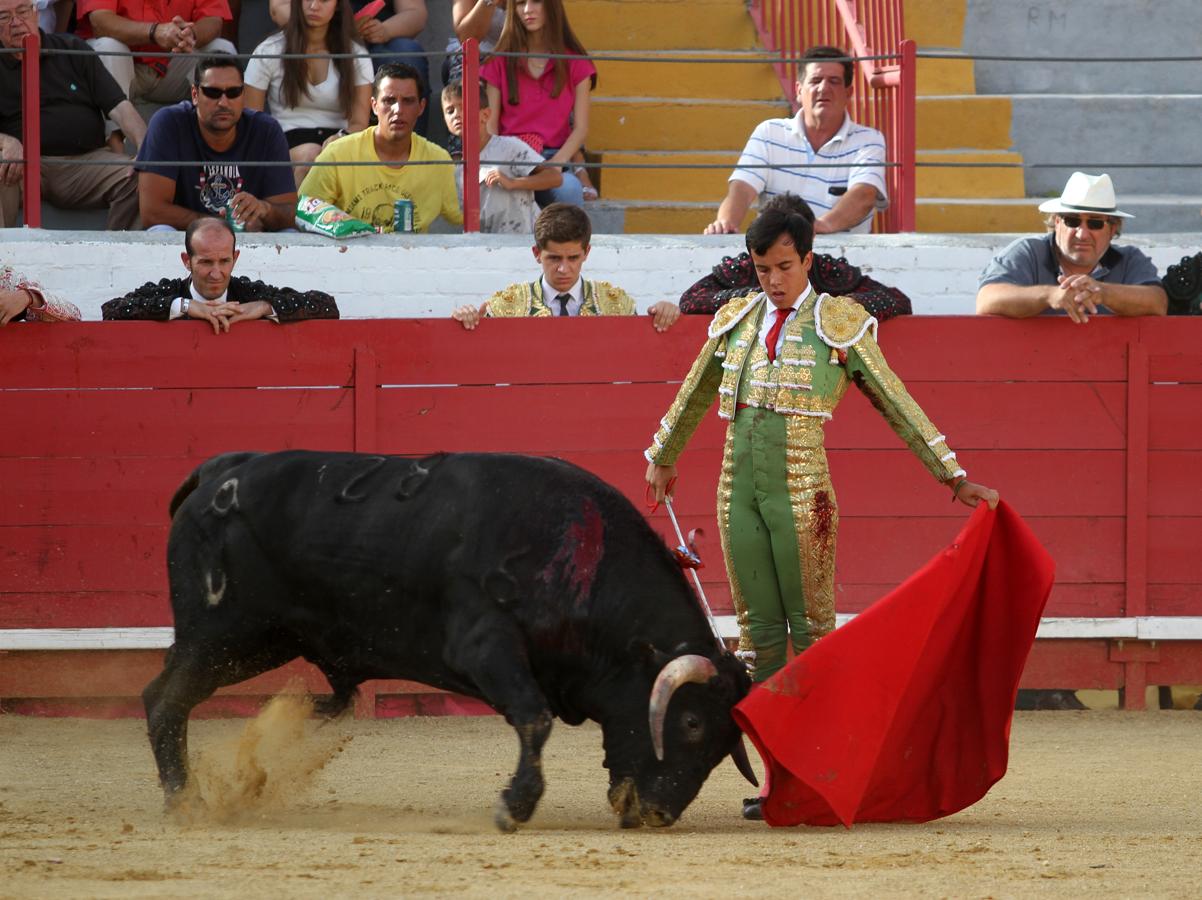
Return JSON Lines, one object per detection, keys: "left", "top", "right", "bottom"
{"left": 645, "top": 204, "right": 998, "bottom": 687}
{"left": 452, "top": 203, "right": 680, "bottom": 330}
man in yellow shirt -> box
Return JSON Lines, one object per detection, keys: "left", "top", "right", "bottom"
{"left": 299, "top": 63, "right": 461, "bottom": 233}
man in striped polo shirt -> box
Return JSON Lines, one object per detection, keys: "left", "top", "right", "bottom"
{"left": 705, "top": 45, "right": 887, "bottom": 236}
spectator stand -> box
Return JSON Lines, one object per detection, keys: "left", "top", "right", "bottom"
{"left": 1, "top": 316, "right": 1200, "bottom": 715}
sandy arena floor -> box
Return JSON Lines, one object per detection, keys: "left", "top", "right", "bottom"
{"left": 1, "top": 705, "right": 1200, "bottom": 899}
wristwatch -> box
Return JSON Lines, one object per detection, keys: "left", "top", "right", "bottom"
{"left": 180, "top": 296, "right": 190, "bottom": 317}
{"left": 482, "top": 0, "right": 495, "bottom": 7}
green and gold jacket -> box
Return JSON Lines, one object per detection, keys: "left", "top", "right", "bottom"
{"left": 645, "top": 290, "right": 967, "bottom": 487}
{"left": 485, "top": 280, "right": 636, "bottom": 318}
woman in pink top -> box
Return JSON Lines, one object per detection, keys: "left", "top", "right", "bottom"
{"left": 481, "top": 0, "right": 596, "bottom": 207}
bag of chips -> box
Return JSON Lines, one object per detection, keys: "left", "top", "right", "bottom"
{"left": 295, "top": 196, "right": 377, "bottom": 239}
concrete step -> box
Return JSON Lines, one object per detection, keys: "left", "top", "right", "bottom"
{"left": 963, "top": 0, "right": 1202, "bottom": 95}
{"left": 904, "top": 0, "right": 966, "bottom": 48}
{"left": 593, "top": 52, "right": 782, "bottom": 101}
{"left": 917, "top": 198, "right": 1044, "bottom": 233}
{"left": 591, "top": 97, "right": 789, "bottom": 152}
{"left": 583, "top": 200, "right": 737, "bottom": 235}
{"left": 1007, "top": 94, "right": 1202, "bottom": 195}
{"left": 572, "top": 0, "right": 760, "bottom": 51}
{"left": 916, "top": 95, "right": 1012, "bottom": 150}
{"left": 600, "top": 151, "right": 736, "bottom": 203}
{"left": 916, "top": 54, "right": 975, "bottom": 95}
{"left": 916, "top": 150, "right": 1025, "bottom": 198}
{"left": 916, "top": 195, "right": 1202, "bottom": 234}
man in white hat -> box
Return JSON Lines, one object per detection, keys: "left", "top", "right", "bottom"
{"left": 975, "top": 171, "right": 1166, "bottom": 323}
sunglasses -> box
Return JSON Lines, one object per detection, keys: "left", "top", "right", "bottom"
{"left": 198, "top": 85, "right": 245, "bottom": 100}
{"left": 1059, "top": 214, "right": 1111, "bottom": 231}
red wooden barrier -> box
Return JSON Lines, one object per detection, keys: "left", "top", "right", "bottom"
{"left": 2, "top": 316, "right": 1200, "bottom": 715}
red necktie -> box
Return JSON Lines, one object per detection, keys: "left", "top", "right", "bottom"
{"left": 765, "top": 307, "right": 793, "bottom": 363}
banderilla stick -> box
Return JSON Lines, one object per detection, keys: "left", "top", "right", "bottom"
{"left": 664, "top": 496, "right": 724, "bottom": 648}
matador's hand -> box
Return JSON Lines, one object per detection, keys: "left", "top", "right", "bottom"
{"left": 954, "top": 480, "right": 999, "bottom": 509}
{"left": 645, "top": 462, "right": 677, "bottom": 504}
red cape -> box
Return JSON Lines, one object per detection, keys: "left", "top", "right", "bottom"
{"left": 732, "top": 501, "right": 1054, "bottom": 827}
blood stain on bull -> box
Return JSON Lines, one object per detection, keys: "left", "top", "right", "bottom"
{"left": 539, "top": 497, "right": 605, "bottom": 611}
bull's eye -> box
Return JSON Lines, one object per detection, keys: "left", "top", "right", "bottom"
{"left": 681, "top": 711, "right": 705, "bottom": 743}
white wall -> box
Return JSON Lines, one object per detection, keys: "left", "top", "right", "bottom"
{"left": 2, "top": 230, "right": 1195, "bottom": 322}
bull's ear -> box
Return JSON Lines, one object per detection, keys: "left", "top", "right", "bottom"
{"left": 628, "top": 639, "right": 671, "bottom": 674}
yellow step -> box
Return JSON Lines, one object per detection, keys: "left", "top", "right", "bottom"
{"left": 594, "top": 54, "right": 782, "bottom": 101}
{"left": 917, "top": 96, "right": 1012, "bottom": 150}
{"left": 916, "top": 199, "right": 1045, "bottom": 233}
{"left": 615, "top": 199, "right": 1047, "bottom": 235}
{"left": 916, "top": 56, "right": 974, "bottom": 95}
{"left": 621, "top": 203, "right": 743, "bottom": 235}
{"left": 591, "top": 98, "right": 789, "bottom": 152}
{"left": 904, "top": 0, "right": 966, "bottom": 48}
{"left": 572, "top": 0, "right": 759, "bottom": 51}
{"left": 600, "top": 152, "right": 736, "bottom": 203}
{"left": 916, "top": 151, "right": 1025, "bottom": 198}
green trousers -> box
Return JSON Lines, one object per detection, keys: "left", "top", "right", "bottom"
{"left": 718, "top": 409, "right": 839, "bottom": 682}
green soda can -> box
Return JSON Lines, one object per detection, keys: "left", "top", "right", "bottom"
{"left": 393, "top": 198, "right": 414, "bottom": 233}
{"left": 224, "top": 176, "right": 247, "bottom": 232}
{"left": 224, "top": 204, "right": 246, "bottom": 232}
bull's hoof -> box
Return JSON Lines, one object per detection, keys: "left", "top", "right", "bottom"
{"left": 493, "top": 799, "right": 518, "bottom": 833}
{"left": 642, "top": 809, "right": 675, "bottom": 828}
{"left": 618, "top": 806, "right": 643, "bottom": 829}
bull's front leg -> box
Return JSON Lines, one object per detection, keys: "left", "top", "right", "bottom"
{"left": 443, "top": 600, "right": 554, "bottom": 832}
{"left": 497, "top": 709, "right": 553, "bottom": 832}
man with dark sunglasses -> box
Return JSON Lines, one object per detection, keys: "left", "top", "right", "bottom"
{"left": 136, "top": 55, "right": 298, "bottom": 232}
{"left": 976, "top": 171, "right": 1166, "bottom": 323}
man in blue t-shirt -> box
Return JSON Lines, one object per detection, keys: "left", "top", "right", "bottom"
{"left": 135, "top": 55, "right": 297, "bottom": 232}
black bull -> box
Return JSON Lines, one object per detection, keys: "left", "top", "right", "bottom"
{"left": 145, "top": 450, "right": 756, "bottom": 830}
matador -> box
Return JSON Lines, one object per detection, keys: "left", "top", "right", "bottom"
{"left": 645, "top": 206, "right": 997, "bottom": 685}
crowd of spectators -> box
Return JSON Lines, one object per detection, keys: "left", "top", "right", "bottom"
{"left": 1, "top": 0, "right": 609, "bottom": 233}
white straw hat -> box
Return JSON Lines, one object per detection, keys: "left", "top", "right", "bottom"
{"left": 1038, "top": 171, "right": 1133, "bottom": 219}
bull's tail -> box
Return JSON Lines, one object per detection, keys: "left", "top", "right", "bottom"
{"left": 168, "top": 451, "right": 264, "bottom": 519}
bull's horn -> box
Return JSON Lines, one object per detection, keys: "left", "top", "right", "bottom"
{"left": 730, "top": 736, "right": 759, "bottom": 787}
{"left": 648, "top": 654, "right": 718, "bottom": 761}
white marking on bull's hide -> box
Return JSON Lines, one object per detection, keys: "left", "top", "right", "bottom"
{"left": 210, "top": 478, "right": 240, "bottom": 516}
{"left": 204, "top": 570, "right": 227, "bottom": 607}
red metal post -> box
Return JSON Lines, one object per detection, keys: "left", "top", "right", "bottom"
{"left": 461, "top": 38, "right": 481, "bottom": 233}
{"left": 20, "top": 32, "right": 41, "bottom": 229}
{"left": 896, "top": 39, "right": 917, "bottom": 231}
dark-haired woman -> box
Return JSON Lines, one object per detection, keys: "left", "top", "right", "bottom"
{"left": 245, "top": 0, "right": 373, "bottom": 187}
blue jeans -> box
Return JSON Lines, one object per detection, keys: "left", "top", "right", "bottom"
{"left": 366, "top": 37, "right": 431, "bottom": 137}
{"left": 537, "top": 147, "right": 583, "bottom": 207}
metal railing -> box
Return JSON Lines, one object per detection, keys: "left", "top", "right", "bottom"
{"left": 748, "top": 0, "right": 916, "bottom": 232}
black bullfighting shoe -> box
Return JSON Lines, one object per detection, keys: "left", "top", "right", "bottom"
{"left": 742, "top": 797, "right": 764, "bottom": 821}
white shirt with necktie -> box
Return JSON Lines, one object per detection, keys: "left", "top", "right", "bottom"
{"left": 542, "top": 277, "right": 584, "bottom": 316}
{"left": 756, "top": 284, "right": 813, "bottom": 361}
